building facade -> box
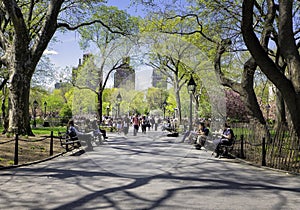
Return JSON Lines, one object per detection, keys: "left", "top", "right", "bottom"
{"left": 152, "top": 68, "right": 167, "bottom": 89}
{"left": 114, "top": 57, "right": 135, "bottom": 90}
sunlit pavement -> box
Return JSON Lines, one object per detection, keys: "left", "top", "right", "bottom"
{"left": 0, "top": 128, "right": 300, "bottom": 210}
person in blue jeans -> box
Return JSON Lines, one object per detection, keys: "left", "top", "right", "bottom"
{"left": 213, "top": 123, "right": 234, "bottom": 157}
{"left": 195, "top": 122, "right": 209, "bottom": 150}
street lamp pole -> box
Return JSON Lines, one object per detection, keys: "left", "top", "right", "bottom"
{"left": 33, "top": 100, "right": 38, "bottom": 128}
{"left": 187, "top": 75, "right": 196, "bottom": 131}
{"left": 44, "top": 101, "right": 47, "bottom": 118}
{"left": 112, "top": 107, "right": 116, "bottom": 119}
{"left": 174, "top": 108, "right": 178, "bottom": 119}
{"left": 162, "top": 99, "right": 167, "bottom": 119}
{"left": 189, "top": 93, "right": 193, "bottom": 131}
{"left": 116, "top": 93, "right": 122, "bottom": 118}
{"left": 106, "top": 106, "right": 110, "bottom": 117}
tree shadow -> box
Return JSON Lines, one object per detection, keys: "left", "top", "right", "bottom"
{"left": 1, "top": 137, "right": 300, "bottom": 210}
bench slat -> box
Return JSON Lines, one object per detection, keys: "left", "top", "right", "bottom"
{"left": 61, "top": 140, "right": 81, "bottom": 145}
{"left": 59, "top": 134, "right": 81, "bottom": 151}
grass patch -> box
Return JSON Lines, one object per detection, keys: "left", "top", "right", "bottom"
{"left": 32, "top": 126, "right": 65, "bottom": 135}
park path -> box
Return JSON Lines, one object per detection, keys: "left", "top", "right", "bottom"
{"left": 0, "top": 129, "right": 300, "bottom": 210}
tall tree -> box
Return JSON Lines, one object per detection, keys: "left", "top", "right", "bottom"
{"left": 77, "top": 6, "right": 139, "bottom": 121}
{"left": 0, "top": 0, "right": 127, "bottom": 135}
{"left": 135, "top": 0, "right": 274, "bottom": 133}
{"left": 71, "top": 53, "right": 127, "bottom": 120}
{"left": 242, "top": 0, "right": 300, "bottom": 137}
{"left": 148, "top": 53, "right": 191, "bottom": 123}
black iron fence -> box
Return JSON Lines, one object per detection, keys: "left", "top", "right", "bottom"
{"left": 231, "top": 123, "right": 300, "bottom": 174}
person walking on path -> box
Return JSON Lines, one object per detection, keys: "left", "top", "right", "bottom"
{"left": 132, "top": 114, "right": 140, "bottom": 136}
{"left": 141, "top": 116, "right": 148, "bottom": 134}
{"left": 154, "top": 116, "right": 159, "bottom": 131}
{"left": 116, "top": 119, "right": 122, "bottom": 134}
{"left": 123, "top": 116, "right": 130, "bottom": 135}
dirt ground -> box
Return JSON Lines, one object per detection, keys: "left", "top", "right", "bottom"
{"left": 0, "top": 134, "right": 65, "bottom": 168}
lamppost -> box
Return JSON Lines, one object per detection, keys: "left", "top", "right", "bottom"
{"left": 174, "top": 108, "right": 178, "bottom": 119}
{"left": 116, "top": 93, "right": 122, "bottom": 118}
{"left": 187, "top": 75, "right": 196, "bottom": 131}
{"left": 106, "top": 106, "right": 110, "bottom": 117}
{"left": 44, "top": 101, "right": 47, "bottom": 118}
{"left": 162, "top": 99, "right": 167, "bottom": 119}
{"left": 112, "top": 107, "right": 117, "bottom": 119}
{"left": 33, "top": 100, "right": 38, "bottom": 128}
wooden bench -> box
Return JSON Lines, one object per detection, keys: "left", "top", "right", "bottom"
{"left": 58, "top": 132, "right": 81, "bottom": 152}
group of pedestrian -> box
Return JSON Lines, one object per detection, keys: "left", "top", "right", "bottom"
{"left": 66, "top": 114, "right": 234, "bottom": 158}
{"left": 130, "top": 114, "right": 163, "bottom": 136}
{"left": 102, "top": 114, "right": 161, "bottom": 136}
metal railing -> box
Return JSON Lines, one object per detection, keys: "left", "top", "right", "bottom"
{"left": 231, "top": 123, "right": 300, "bottom": 174}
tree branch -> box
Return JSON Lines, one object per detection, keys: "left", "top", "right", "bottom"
{"left": 103, "top": 61, "right": 127, "bottom": 88}
{"left": 31, "top": 0, "right": 64, "bottom": 66}
{"left": 163, "top": 14, "right": 217, "bottom": 44}
{"left": 2, "top": 0, "right": 30, "bottom": 47}
{"left": 242, "top": 0, "right": 294, "bottom": 92}
{"left": 27, "top": 0, "right": 34, "bottom": 26}
{"left": 0, "top": 30, "right": 8, "bottom": 52}
{"left": 57, "top": 19, "right": 131, "bottom": 36}
{"left": 72, "top": 82, "right": 97, "bottom": 95}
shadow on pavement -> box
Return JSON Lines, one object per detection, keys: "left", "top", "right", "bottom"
{"left": 0, "top": 132, "right": 300, "bottom": 210}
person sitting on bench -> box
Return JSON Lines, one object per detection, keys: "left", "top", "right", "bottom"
{"left": 67, "top": 119, "right": 93, "bottom": 151}
{"left": 195, "top": 122, "right": 209, "bottom": 150}
{"left": 91, "top": 120, "right": 108, "bottom": 140}
{"left": 213, "top": 123, "right": 234, "bottom": 158}
{"left": 181, "top": 122, "right": 208, "bottom": 144}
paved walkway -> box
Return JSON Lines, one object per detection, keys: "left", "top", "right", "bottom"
{"left": 0, "top": 129, "right": 300, "bottom": 209}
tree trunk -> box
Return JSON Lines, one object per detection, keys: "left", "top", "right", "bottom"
{"left": 175, "top": 91, "right": 181, "bottom": 121}
{"left": 97, "top": 89, "right": 103, "bottom": 123}
{"left": 194, "top": 94, "right": 199, "bottom": 121}
{"left": 1, "top": 87, "right": 9, "bottom": 134}
{"left": 174, "top": 78, "right": 182, "bottom": 123}
{"left": 274, "top": 89, "right": 287, "bottom": 130}
{"left": 240, "top": 58, "right": 266, "bottom": 125}
{"left": 214, "top": 42, "right": 266, "bottom": 125}
{"left": 242, "top": 0, "right": 300, "bottom": 138}
{"left": 8, "top": 71, "right": 33, "bottom": 135}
